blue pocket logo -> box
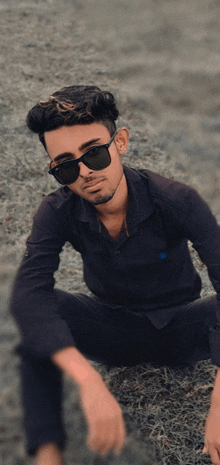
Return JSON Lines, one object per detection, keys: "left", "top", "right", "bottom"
{"left": 159, "top": 252, "right": 167, "bottom": 259}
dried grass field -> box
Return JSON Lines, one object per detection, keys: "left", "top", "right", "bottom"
{"left": 1, "top": 0, "right": 220, "bottom": 463}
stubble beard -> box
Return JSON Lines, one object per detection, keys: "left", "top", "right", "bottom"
{"left": 89, "top": 191, "right": 115, "bottom": 205}
{"left": 82, "top": 168, "right": 124, "bottom": 206}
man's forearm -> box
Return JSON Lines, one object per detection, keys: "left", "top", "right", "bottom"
{"left": 210, "top": 368, "right": 220, "bottom": 407}
{"left": 51, "top": 346, "right": 102, "bottom": 388}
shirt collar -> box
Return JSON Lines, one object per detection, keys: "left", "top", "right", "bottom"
{"left": 123, "top": 166, "right": 155, "bottom": 234}
{"left": 56, "top": 166, "right": 155, "bottom": 230}
{"left": 74, "top": 166, "right": 155, "bottom": 230}
{"left": 124, "top": 165, "right": 154, "bottom": 223}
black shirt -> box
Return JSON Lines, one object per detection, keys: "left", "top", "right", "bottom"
{"left": 10, "top": 167, "right": 220, "bottom": 364}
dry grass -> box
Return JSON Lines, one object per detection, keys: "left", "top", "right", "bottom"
{"left": 2, "top": 1, "right": 220, "bottom": 463}
{"left": 89, "top": 360, "right": 216, "bottom": 464}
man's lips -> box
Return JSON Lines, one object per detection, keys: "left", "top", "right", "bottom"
{"left": 83, "top": 177, "right": 105, "bottom": 191}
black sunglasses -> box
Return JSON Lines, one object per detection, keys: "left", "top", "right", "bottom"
{"left": 48, "top": 131, "right": 116, "bottom": 185}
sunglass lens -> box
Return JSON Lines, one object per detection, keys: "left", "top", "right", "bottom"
{"left": 84, "top": 146, "right": 111, "bottom": 170}
{"left": 53, "top": 160, "right": 79, "bottom": 185}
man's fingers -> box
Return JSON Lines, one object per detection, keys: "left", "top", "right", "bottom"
{"left": 87, "top": 415, "right": 125, "bottom": 456}
{"left": 87, "top": 420, "right": 115, "bottom": 455}
{"left": 115, "top": 415, "right": 126, "bottom": 454}
{"left": 208, "top": 444, "right": 220, "bottom": 465}
{"left": 98, "top": 424, "right": 116, "bottom": 455}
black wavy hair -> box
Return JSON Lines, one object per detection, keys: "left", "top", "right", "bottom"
{"left": 26, "top": 85, "right": 119, "bottom": 150}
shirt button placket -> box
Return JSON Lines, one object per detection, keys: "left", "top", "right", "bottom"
{"left": 114, "top": 248, "right": 124, "bottom": 269}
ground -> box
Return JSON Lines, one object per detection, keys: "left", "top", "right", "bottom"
{"left": 1, "top": 0, "right": 220, "bottom": 463}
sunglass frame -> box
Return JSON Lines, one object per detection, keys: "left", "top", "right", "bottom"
{"left": 48, "top": 131, "right": 117, "bottom": 185}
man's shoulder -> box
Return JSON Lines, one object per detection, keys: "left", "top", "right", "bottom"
{"left": 140, "top": 168, "right": 189, "bottom": 191}
{"left": 37, "top": 186, "right": 80, "bottom": 218}
{"left": 33, "top": 186, "right": 78, "bottom": 227}
{"left": 126, "top": 166, "right": 193, "bottom": 210}
{"left": 40, "top": 186, "right": 75, "bottom": 210}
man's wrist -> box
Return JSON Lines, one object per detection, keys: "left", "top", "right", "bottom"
{"left": 51, "top": 346, "right": 102, "bottom": 388}
{"left": 73, "top": 363, "right": 103, "bottom": 388}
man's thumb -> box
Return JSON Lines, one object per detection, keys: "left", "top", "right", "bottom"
{"left": 203, "top": 445, "right": 208, "bottom": 454}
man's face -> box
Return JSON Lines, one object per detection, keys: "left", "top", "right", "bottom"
{"left": 44, "top": 123, "right": 128, "bottom": 206}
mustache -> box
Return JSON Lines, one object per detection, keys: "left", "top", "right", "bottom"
{"left": 83, "top": 175, "right": 105, "bottom": 183}
{"left": 82, "top": 175, "right": 105, "bottom": 188}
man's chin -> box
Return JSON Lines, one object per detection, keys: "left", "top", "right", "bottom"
{"left": 89, "top": 192, "right": 115, "bottom": 206}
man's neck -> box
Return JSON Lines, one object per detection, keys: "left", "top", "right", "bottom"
{"left": 95, "top": 174, "right": 128, "bottom": 218}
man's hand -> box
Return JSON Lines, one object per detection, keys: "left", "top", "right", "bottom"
{"left": 203, "top": 406, "right": 220, "bottom": 465}
{"left": 203, "top": 369, "right": 220, "bottom": 465}
{"left": 51, "top": 346, "right": 126, "bottom": 456}
{"left": 80, "top": 375, "right": 126, "bottom": 456}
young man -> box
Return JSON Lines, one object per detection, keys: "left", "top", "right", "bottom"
{"left": 10, "top": 86, "right": 220, "bottom": 465}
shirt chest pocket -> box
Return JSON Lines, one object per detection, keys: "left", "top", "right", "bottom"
{"left": 122, "top": 231, "right": 173, "bottom": 290}
{"left": 126, "top": 226, "right": 170, "bottom": 263}
{"left": 124, "top": 247, "right": 172, "bottom": 294}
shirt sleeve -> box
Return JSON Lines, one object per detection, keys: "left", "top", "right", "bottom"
{"left": 180, "top": 187, "right": 220, "bottom": 366}
{"left": 10, "top": 197, "right": 76, "bottom": 358}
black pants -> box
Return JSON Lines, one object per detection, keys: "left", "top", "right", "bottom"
{"left": 17, "top": 291, "right": 218, "bottom": 455}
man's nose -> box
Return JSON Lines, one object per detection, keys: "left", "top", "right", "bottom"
{"left": 78, "top": 161, "right": 93, "bottom": 177}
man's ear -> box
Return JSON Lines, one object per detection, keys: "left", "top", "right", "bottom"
{"left": 114, "top": 127, "right": 129, "bottom": 155}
